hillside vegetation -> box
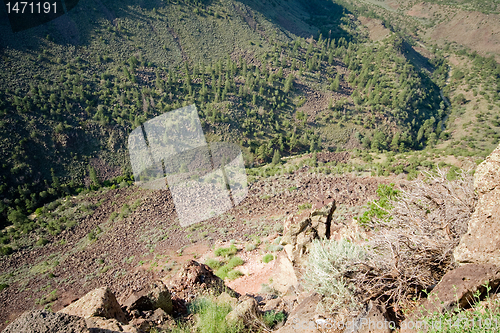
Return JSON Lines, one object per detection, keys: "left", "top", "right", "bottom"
{"left": 0, "top": 0, "right": 453, "bottom": 230}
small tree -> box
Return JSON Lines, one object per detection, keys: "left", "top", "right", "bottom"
{"left": 331, "top": 74, "right": 340, "bottom": 91}
{"left": 89, "top": 166, "right": 100, "bottom": 187}
{"left": 272, "top": 149, "right": 281, "bottom": 165}
{"left": 8, "top": 209, "right": 27, "bottom": 226}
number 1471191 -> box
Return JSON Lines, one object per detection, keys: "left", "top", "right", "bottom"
{"left": 5, "top": 2, "right": 57, "bottom": 14}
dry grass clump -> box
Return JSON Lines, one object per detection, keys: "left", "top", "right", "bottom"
{"left": 354, "top": 168, "right": 476, "bottom": 307}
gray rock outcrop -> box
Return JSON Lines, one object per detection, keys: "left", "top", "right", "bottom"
{"left": 454, "top": 143, "right": 500, "bottom": 264}
{"left": 280, "top": 200, "right": 336, "bottom": 263}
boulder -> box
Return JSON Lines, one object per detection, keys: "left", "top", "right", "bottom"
{"left": 58, "top": 287, "right": 127, "bottom": 324}
{"left": 400, "top": 264, "right": 500, "bottom": 332}
{"left": 274, "top": 293, "right": 323, "bottom": 333}
{"left": 216, "top": 292, "right": 238, "bottom": 309}
{"left": 225, "top": 296, "right": 260, "bottom": 326}
{"left": 345, "top": 300, "right": 392, "bottom": 333}
{"left": 262, "top": 298, "right": 283, "bottom": 312}
{"left": 84, "top": 317, "right": 124, "bottom": 332}
{"left": 149, "top": 308, "right": 170, "bottom": 326}
{"left": 270, "top": 252, "right": 300, "bottom": 294}
{"left": 120, "top": 324, "right": 140, "bottom": 333}
{"left": 2, "top": 310, "right": 89, "bottom": 333}
{"left": 454, "top": 143, "right": 500, "bottom": 265}
{"left": 127, "top": 318, "right": 151, "bottom": 332}
{"left": 164, "top": 260, "right": 237, "bottom": 301}
{"left": 122, "top": 280, "right": 173, "bottom": 315}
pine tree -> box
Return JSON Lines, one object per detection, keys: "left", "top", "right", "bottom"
{"left": 390, "top": 133, "right": 400, "bottom": 151}
{"left": 272, "top": 149, "right": 281, "bottom": 165}
{"left": 332, "top": 73, "right": 340, "bottom": 91}
{"left": 257, "top": 145, "right": 267, "bottom": 161}
{"left": 284, "top": 73, "right": 294, "bottom": 93}
{"left": 89, "top": 165, "right": 100, "bottom": 187}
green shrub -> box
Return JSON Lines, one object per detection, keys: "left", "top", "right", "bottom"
{"left": 7, "top": 210, "right": 27, "bottom": 225}
{"left": 227, "top": 256, "right": 244, "bottom": 269}
{"left": 303, "top": 238, "right": 366, "bottom": 311}
{"left": 419, "top": 285, "right": 500, "bottom": 333}
{"left": 266, "top": 244, "right": 283, "bottom": 252}
{"left": 0, "top": 284, "right": 8, "bottom": 291}
{"left": 262, "top": 254, "right": 274, "bottom": 263}
{"left": 108, "top": 211, "right": 118, "bottom": 221}
{"left": 47, "top": 201, "right": 61, "bottom": 211}
{"left": 273, "top": 223, "right": 284, "bottom": 233}
{"left": 0, "top": 236, "right": 10, "bottom": 245}
{"left": 38, "top": 289, "right": 58, "bottom": 305}
{"left": 227, "top": 270, "right": 244, "bottom": 280}
{"left": 215, "top": 265, "right": 231, "bottom": 280}
{"left": 298, "top": 203, "right": 312, "bottom": 210}
{"left": 189, "top": 297, "right": 243, "bottom": 333}
{"left": 263, "top": 310, "right": 286, "bottom": 328}
{"left": 214, "top": 244, "right": 237, "bottom": 257}
{"left": 0, "top": 246, "right": 13, "bottom": 256}
{"left": 205, "top": 258, "right": 222, "bottom": 270}
{"left": 447, "top": 165, "right": 460, "bottom": 181}
{"left": 36, "top": 238, "right": 49, "bottom": 246}
{"left": 245, "top": 243, "right": 256, "bottom": 251}
{"left": 88, "top": 226, "right": 102, "bottom": 241}
{"left": 356, "top": 183, "right": 400, "bottom": 226}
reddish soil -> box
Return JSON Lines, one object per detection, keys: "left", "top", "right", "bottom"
{"left": 406, "top": 2, "right": 434, "bottom": 19}
{"left": 225, "top": 246, "right": 277, "bottom": 295}
{"left": 405, "top": 2, "right": 500, "bottom": 60}
{"left": 358, "top": 16, "right": 391, "bottom": 41}
{"left": 431, "top": 11, "right": 500, "bottom": 59}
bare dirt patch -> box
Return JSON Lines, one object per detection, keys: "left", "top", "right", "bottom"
{"left": 358, "top": 16, "right": 391, "bottom": 41}
{"left": 432, "top": 11, "right": 500, "bottom": 58}
{"left": 406, "top": 2, "right": 500, "bottom": 60}
{"left": 225, "top": 248, "right": 276, "bottom": 295}
{"left": 406, "top": 2, "right": 435, "bottom": 19}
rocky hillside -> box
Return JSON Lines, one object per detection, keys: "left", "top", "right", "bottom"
{"left": 0, "top": 160, "right": 387, "bottom": 330}
{"left": 2, "top": 143, "right": 500, "bottom": 333}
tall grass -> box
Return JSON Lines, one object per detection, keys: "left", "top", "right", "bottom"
{"left": 190, "top": 297, "right": 244, "bottom": 333}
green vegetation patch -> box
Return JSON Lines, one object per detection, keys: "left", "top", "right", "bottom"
{"left": 214, "top": 244, "right": 238, "bottom": 257}
{"left": 356, "top": 183, "right": 400, "bottom": 226}
{"left": 227, "top": 256, "right": 244, "bottom": 269}
{"left": 262, "top": 254, "right": 274, "bottom": 263}
{"left": 418, "top": 284, "right": 500, "bottom": 333}
{"left": 214, "top": 256, "right": 244, "bottom": 280}
{"left": 227, "top": 270, "right": 244, "bottom": 281}
{"left": 304, "top": 238, "right": 366, "bottom": 311}
{"left": 204, "top": 258, "right": 222, "bottom": 270}
{"left": 263, "top": 310, "right": 287, "bottom": 329}
{"left": 190, "top": 297, "right": 243, "bottom": 333}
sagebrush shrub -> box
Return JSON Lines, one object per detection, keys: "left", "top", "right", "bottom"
{"left": 304, "top": 238, "right": 366, "bottom": 311}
